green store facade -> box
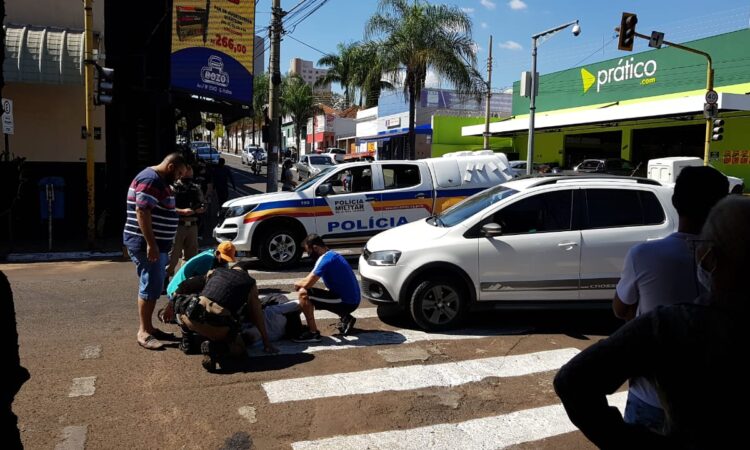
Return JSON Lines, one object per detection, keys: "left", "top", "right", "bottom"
{"left": 462, "top": 29, "right": 750, "bottom": 189}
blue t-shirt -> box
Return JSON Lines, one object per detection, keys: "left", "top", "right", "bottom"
{"left": 167, "top": 249, "right": 217, "bottom": 297}
{"left": 313, "top": 250, "right": 361, "bottom": 305}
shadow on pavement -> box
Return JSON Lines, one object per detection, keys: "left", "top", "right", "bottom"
{"left": 207, "top": 352, "right": 315, "bottom": 374}
{"left": 375, "top": 304, "right": 623, "bottom": 339}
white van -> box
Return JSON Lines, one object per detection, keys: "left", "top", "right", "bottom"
{"left": 647, "top": 157, "right": 744, "bottom": 193}
{"left": 214, "top": 151, "right": 513, "bottom": 268}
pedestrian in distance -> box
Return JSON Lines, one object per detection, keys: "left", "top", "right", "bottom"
{"left": 161, "top": 241, "right": 238, "bottom": 321}
{"left": 292, "top": 234, "right": 360, "bottom": 343}
{"left": 281, "top": 159, "right": 297, "bottom": 192}
{"left": 166, "top": 166, "right": 207, "bottom": 285}
{"left": 123, "top": 153, "right": 188, "bottom": 350}
{"left": 612, "top": 166, "right": 728, "bottom": 431}
{"left": 212, "top": 157, "right": 236, "bottom": 205}
{"left": 554, "top": 195, "right": 750, "bottom": 449}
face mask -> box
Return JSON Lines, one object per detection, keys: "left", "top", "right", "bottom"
{"left": 697, "top": 265, "right": 713, "bottom": 291}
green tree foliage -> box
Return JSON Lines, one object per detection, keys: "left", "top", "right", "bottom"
{"left": 365, "top": 0, "right": 483, "bottom": 158}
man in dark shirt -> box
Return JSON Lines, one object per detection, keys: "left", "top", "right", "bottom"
{"left": 166, "top": 166, "right": 207, "bottom": 282}
{"left": 212, "top": 158, "right": 236, "bottom": 205}
{"left": 554, "top": 196, "right": 750, "bottom": 449}
{"left": 124, "top": 153, "right": 188, "bottom": 350}
{"left": 177, "top": 265, "right": 278, "bottom": 357}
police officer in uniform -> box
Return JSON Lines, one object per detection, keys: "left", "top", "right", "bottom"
{"left": 167, "top": 166, "right": 207, "bottom": 282}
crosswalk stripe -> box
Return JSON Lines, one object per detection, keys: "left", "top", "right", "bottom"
{"left": 247, "top": 327, "right": 531, "bottom": 357}
{"left": 276, "top": 293, "right": 377, "bottom": 321}
{"left": 292, "top": 392, "right": 628, "bottom": 450}
{"left": 263, "top": 348, "right": 580, "bottom": 403}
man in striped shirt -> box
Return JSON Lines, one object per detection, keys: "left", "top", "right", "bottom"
{"left": 124, "top": 153, "right": 188, "bottom": 350}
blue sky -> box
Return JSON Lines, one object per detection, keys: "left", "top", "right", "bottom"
{"left": 255, "top": 0, "right": 750, "bottom": 91}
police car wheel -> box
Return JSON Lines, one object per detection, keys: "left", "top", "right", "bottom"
{"left": 259, "top": 230, "right": 302, "bottom": 269}
{"left": 409, "top": 278, "right": 468, "bottom": 331}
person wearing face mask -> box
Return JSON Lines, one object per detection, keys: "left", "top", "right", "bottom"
{"left": 610, "top": 166, "right": 728, "bottom": 431}
{"left": 555, "top": 195, "right": 750, "bottom": 449}
{"left": 124, "top": 153, "right": 189, "bottom": 350}
{"left": 292, "top": 234, "right": 360, "bottom": 342}
{"left": 165, "top": 165, "right": 207, "bottom": 287}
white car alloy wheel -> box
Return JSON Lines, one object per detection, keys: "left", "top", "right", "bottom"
{"left": 268, "top": 233, "right": 297, "bottom": 263}
{"left": 410, "top": 279, "right": 467, "bottom": 331}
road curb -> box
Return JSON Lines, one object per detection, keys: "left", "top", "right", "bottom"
{"left": 4, "top": 251, "right": 124, "bottom": 263}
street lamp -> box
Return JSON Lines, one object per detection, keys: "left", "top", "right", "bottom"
{"left": 526, "top": 20, "right": 581, "bottom": 175}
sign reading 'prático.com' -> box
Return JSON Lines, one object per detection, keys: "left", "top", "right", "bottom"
{"left": 170, "top": 0, "right": 255, "bottom": 104}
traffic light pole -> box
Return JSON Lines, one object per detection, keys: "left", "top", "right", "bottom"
{"left": 83, "top": 0, "right": 96, "bottom": 247}
{"left": 633, "top": 31, "right": 714, "bottom": 166}
{"left": 266, "top": 0, "right": 282, "bottom": 193}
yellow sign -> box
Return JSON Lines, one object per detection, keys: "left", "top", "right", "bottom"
{"left": 580, "top": 68, "right": 596, "bottom": 94}
{"left": 171, "top": 0, "right": 255, "bottom": 104}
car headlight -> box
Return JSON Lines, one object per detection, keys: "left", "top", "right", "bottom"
{"left": 225, "top": 204, "right": 258, "bottom": 218}
{"left": 367, "top": 250, "right": 402, "bottom": 266}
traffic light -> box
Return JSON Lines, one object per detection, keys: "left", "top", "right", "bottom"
{"left": 711, "top": 119, "right": 725, "bottom": 141}
{"left": 617, "top": 12, "right": 638, "bottom": 51}
{"left": 94, "top": 66, "right": 114, "bottom": 105}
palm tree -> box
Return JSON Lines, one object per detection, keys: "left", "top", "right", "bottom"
{"left": 281, "top": 75, "right": 315, "bottom": 156}
{"left": 350, "top": 42, "right": 393, "bottom": 108}
{"left": 252, "top": 72, "right": 269, "bottom": 145}
{"left": 366, "top": 0, "right": 483, "bottom": 159}
{"left": 316, "top": 42, "right": 358, "bottom": 106}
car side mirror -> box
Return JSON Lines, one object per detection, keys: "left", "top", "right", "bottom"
{"left": 481, "top": 223, "right": 503, "bottom": 237}
{"left": 316, "top": 183, "right": 332, "bottom": 197}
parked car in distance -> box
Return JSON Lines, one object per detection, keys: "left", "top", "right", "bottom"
{"left": 647, "top": 156, "right": 745, "bottom": 193}
{"left": 241, "top": 145, "right": 266, "bottom": 165}
{"left": 296, "top": 154, "right": 337, "bottom": 180}
{"left": 359, "top": 175, "right": 678, "bottom": 331}
{"left": 508, "top": 160, "right": 542, "bottom": 176}
{"left": 190, "top": 141, "right": 210, "bottom": 151}
{"left": 323, "top": 147, "right": 347, "bottom": 163}
{"left": 195, "top": 146, "right": 220, "bottom": 164}
{"left": 574, "top": 158, "right": 635, "bottom": 176}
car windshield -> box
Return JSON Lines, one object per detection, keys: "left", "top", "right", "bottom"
{"left": 309, "top": 156, "right": 335, "bottom": 165}
{"left": 434, "top": 185, "right": 519, "bottom": 227}
{"left": 295, "top": 166, "right": 336, "bottom": 191}
{"left": 579, "top": 161, "right": 601, "bottom": 170}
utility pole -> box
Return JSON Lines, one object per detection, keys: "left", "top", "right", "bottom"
{"left": 483, "top": 35, "right": 493, "bottom": 150}
{"left": 83, "top": 0, "right": 96, "bottom": 247}
{"left": 267, "top": 0, "right": 283, "bottom": 193}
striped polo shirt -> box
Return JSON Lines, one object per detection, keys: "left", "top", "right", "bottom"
{"left": 123, "top": 167, "right": 178, "bottom": 253}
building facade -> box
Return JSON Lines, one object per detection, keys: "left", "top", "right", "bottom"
{"left": 463, "top": 29, "right": 750, "bottom": 188}
{"left": 289, "top": 57, "right": 330, "bottom": 92}
{"left": 2, "top": 1, "right": 107, "bottom": 245}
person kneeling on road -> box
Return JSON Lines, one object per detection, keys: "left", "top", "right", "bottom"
{"left": 292, "top": 234, "right": 360, "bottom": 343}
{"left": 173, "top": 265, "right": 279, "bottom": 371}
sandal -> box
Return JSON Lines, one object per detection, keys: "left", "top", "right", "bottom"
{"left": 138, "top": 335, "right": 164, "bottom": 350}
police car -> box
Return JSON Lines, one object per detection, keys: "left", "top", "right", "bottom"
{"left": 214, "top": 151, "right": 513, "bottom": 269}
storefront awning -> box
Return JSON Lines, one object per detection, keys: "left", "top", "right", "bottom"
{"left": 357, "top": 124, "right": 432, "bottom": 143}
{"left": 462, "top": 93, "right": 750, "bottom": 136}
{"left": 3, "top": 24, "right": 87, "bottom": 85}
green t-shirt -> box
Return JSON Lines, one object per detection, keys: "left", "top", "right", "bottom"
{"left": 167, "top": 249, "right": 216, "bottom": 297}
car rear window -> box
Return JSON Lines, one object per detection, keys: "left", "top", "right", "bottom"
{"left": 585, "top": 189, "right": 665, "bottom": 229}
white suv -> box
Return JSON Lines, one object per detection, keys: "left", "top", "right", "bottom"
{"left": 359, "top": 176, "right": 678, "bottom": 331}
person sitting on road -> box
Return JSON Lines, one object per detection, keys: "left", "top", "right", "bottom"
{"left": 554, "top": 196, "right": 750, "bottom": 449}
{"left": 174, "top": 265, "right": 279, "bottom": 371}
{"left": 161, "top": 242, "right": 237, "bottom": 321}
{"left": 292, "top": 234, "right": 360, "bottom": 343}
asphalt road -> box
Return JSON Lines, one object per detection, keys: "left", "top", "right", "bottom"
{"left": 4, "top": 161, "right": 626, "bottom": 449}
